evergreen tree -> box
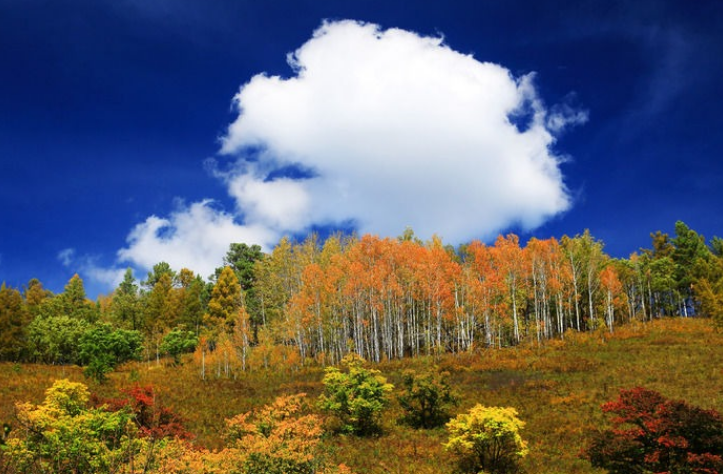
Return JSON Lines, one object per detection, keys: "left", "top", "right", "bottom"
{"left": 671, "top": 221, "right": 711, "bottom": 315}
{"left": 221, "top": 243, "right": 265, "bottom": 337}
{"left": 110, "top": 268, "right": 141, "bottom": 330}
{"left": 143, "top": 272, "right": 177, "bottom": 339}
{"left": 179, "top": 274, "right": 207, "bottom": 334}
{"left": 0, "top": 283, "right": 30, "bottom": 361}
{"left": 58, "top": 274, "right": 98, "bottom": 322}
{"left": 206, "top": 266, "right": 242, "bottom": 333}
{"left": 710, "top": 236, "right": 723, "bottom": 258}
{"left": 144, "top": 262, "right": 177, "bottom": 290}
{"left": 23, "top": 278, "right": 51, "bottom": 316}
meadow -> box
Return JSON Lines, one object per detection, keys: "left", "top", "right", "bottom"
{"left": 2, "top": 317, "right": 722, "bottom": 474}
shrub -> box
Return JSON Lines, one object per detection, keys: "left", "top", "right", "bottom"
{"left": 585, "top": 387, "right": 723, "bottom": 474}
{"left": 445, "top": 405, "right": 528, "bottom": 474}
{"left": 397, "top": 368, "right": 458, "bottom": 429}
{"left": 318, "top": 354, "right": 394, "bottom": 436}
{"left": 2, "top": 379, "right": 140, "bottom": 474}
{"left": 93, "top": 383, "right": 192, "bottom": 440}
{"left": 225, "top": 393, "right": 323, "bottom": 474}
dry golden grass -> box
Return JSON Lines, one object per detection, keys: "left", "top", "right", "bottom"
{"left": 2, "top": 317, "right": 722, "bottom": 473}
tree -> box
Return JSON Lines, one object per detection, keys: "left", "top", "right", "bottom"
{"left": 649, "top": 230, "right": 675, "bottom": 259}
{"left": 142, "top": 272, "right": 179, "bottom": 355}
{"left": 222, "top": 243, "right": 265, "bottom": 342}
{"left": 160, "top": 327, "right": 199, "bottom": 364}
{"left": 697, "top": 255, "right": 723, "bottom": 327}
{"left": 494, "top": 234, "right": 527, "bottom": 343}
{"left": 586, "top": 387, "right": 723, "bottom": 474}
{"left": 60, "top": 274, "right": 98, "bottom": 322}
{"left": 397, "top": 368, "right": 458, "bottom": 429}
{"left": 78, "top": 324, "right": 143, "bottom": 382}
{"left": 26, "top": 314, "right": 89, "bottom": 364}
{"left": 222, "top": 243, "right": 265, "bottom": 292}
{"left": 671, "top": 221, "right": 712, "bottom": 315}
{"left": 143, "top": 261, "right": 177, "bottom": 289}
{"left": 445, "top": 405, "right": 528, "bottom": 474}
{"left": 179, "top": 273, "right": 207, "bottom": 333}
{"left": 710, "top": 236, "right": 723, "bottom": 258}
{"left": 599, "top": 265, "right": 624, "bottom": 333}
{"left": 649, "top": 256, "right": 678, "bottom": 317}
{"left": 318, "top": 354, "right": 394, "bottom": 435}
{"left": 110, "top": 268, "right": 141, "bottom": 330}
{"left": 206, "top": 266, "right": 243, "bottom": 333}
{"left": 23, "top": 278, "right": 51, "bottom": 316}
{"left": 0, "top": 283, "right": 30, "bottom": 361}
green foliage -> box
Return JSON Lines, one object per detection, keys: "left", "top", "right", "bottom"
{"left": 445, "top": 405, "right": 528, "bottom": 474}
{"left": 586, "top": 387, "right": 723, "bottom": 474}
{"left": 78, "top": 324, "right": 143, "bottom": 382}
{"left": 2, "top": 379, "right": 140, "bottom": 474}
{"left": 318, "top": 354, "right": 394, "bottom": 436}
{"left": 179, "top": 274, "right": 207, "bottom": 333}
{"left": 0, "top": 283, "right": 30, "bottom": 361}
{"left": 160, "top": 327, "right": 199, "bottom": 364}
{"left": 711, "top": 236, "right": 723, "bottom": 258}
{"left": 143, "top": 272, "right": 177, "bottom": 338}
{"left": 222, "top": 243, "right": 265, "bottom": 293}
{"left": 144, "top": 261, "right": 177, "bottom": 289}
{"left": 110, "top": 268, "right": 141, "bottom": 330}
{"left": 672, "top": 221, "right": 711, "bottom": 292}
{"left": 397, "top": 368, "right": 458, "bottom": 429}
{"left": 26, "top": 314, "right": 89, "bottom": 364}
{"left": 695, "top": 253, "right": 723, "bottom": 327}
{"left": 58, "top": 274, "right": 99, "bottom": 323}
{"left": 22, "top": 278, "right": 51, "bottom": 316}
{"left": 222, "top": 242, "right": 265, "bottom": 338}
{"left": 648, "top": 256, "right": 679, "bottom": 315}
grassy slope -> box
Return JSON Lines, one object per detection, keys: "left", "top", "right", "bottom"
{"left": 2, "top": 318, "right": 722, "bottom": 474}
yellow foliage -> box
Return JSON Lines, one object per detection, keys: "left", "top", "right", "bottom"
{"left": 445, "top": 405, "right": 528, "bottom": 474}
{"left": 225, "top": 393, "right": 324, "bottom": 473}
{"left": 129, "top": 438, "right": 235, "bottom": 474}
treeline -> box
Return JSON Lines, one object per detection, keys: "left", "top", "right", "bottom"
{"left": 1, "top": 221, "right": 722, "bottom": 375}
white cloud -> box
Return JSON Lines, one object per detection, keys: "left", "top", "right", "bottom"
{"left": 57, "top": 248, "right": 127, "bottom": 291}
{"left": 220, "top": 20, "right": 582, "bottom": 242}
{"left": 227, "top": 172, "right": 311, "bottom": 232}
{"left": 116, "top": 200, "right": 277, "bottom": 279}
{"left": 58, "top": 248, "right": 76, "bottom": 267}
{"left": 83, "top": 265, "right": 128, "bottom": 289}
{"left": 89, "top": 19, "right": 584, "bottom": 292}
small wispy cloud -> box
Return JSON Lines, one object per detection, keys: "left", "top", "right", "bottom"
{"left": 57, "top": 247, "right": 127, "bottom": 289}
{"left": 57, "top": 248, "right": 76, "bottom": 267}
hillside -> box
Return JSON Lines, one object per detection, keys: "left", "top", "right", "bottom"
{"left": 2, "top": 317, "right": 722, "bottom": 473}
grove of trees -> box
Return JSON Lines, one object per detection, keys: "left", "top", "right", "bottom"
{"left": 1, "top": 221, "right": 722, "bottom": 377}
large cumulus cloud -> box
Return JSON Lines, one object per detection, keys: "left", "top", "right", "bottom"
{"left": 220, "top": 20, "right": 583, "bottom": 242}
{"left": 111, "top": 19, "right": 584, "bottom": 283}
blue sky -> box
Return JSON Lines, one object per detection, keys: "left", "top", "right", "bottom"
{"left": 2, "top": 0, "right": 722, "bottom": 297}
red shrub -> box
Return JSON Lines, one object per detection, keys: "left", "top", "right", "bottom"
{"left": 92, "top": 383, "right": 193, "bottom": 440}
{"left": 586, "top": 387, "right": 723, "bottom": 474}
